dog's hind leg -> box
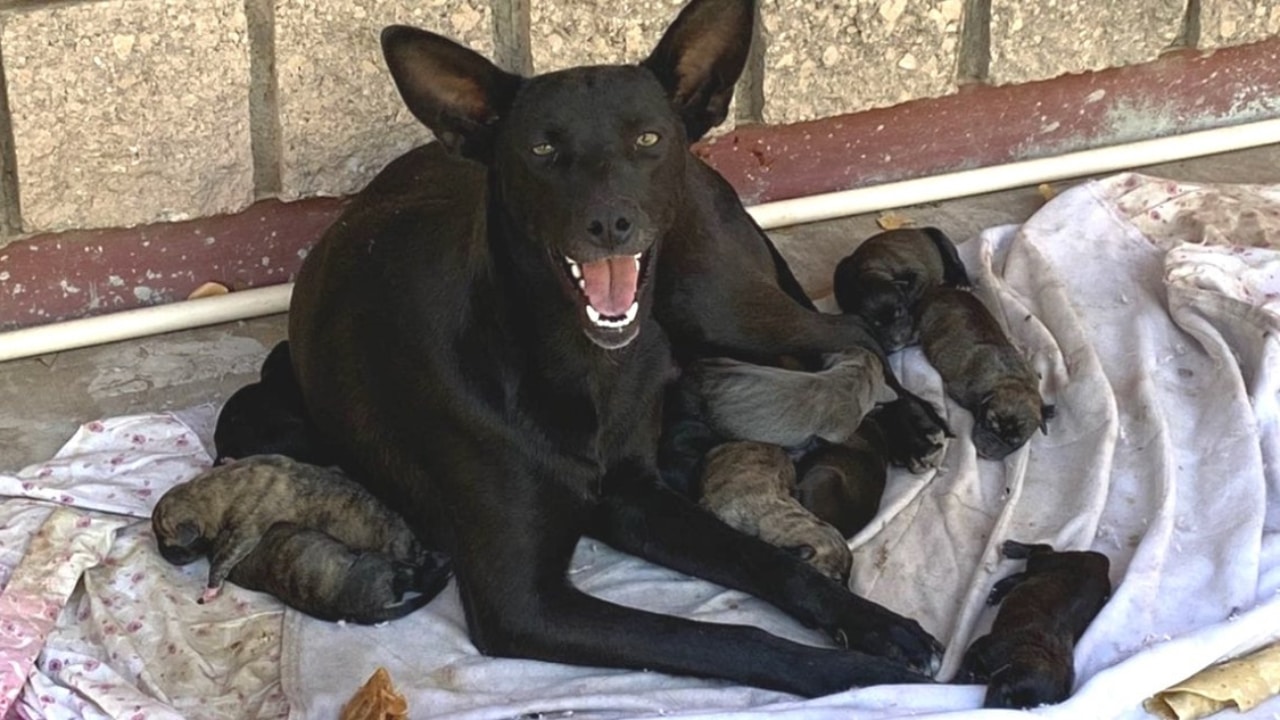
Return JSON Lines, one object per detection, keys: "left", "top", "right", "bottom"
{"left": 214, "top": 341, "right": 334, "bottom": 465}
{"left": 591, "top": 470, "right": 943, "bottom": 675}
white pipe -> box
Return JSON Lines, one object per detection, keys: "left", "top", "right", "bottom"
{"left": 0, "top": 285, "right": 292, "bottom": 363}
{"left": 749, "top": 117, "right": 1280, "bottom": 228}
{"left": 2, "top": 117, "right": 1279, "bottom": 363}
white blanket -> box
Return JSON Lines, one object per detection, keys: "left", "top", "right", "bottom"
{"left": 3, "top": 173, "right": 1279, "bottom": 719}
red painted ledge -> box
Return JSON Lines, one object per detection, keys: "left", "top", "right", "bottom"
{"left": 3, "top": 37, "right": 1279, "bottom": 332}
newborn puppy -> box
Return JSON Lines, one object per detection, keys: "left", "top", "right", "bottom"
{"left": 214, "top": 341, "right": 334, "bottom": 466}
{"left": 833, "top": 227, "right": 971, "bottom": 351}
{"left": 794, "top": 421, "right": 888, "bottom": 539}
{"left": 151, "top": 454, "right": 433, "bottom": 602}
{"left": 699, "top": 441, "right": 852, "bottom": 581}
{"left": 917, "top": 287, "right": 1054, "bottom": 460}
{"left": 228, "top": 522, "right": 451, "bottom": 624}
{"left": 955, "top": 540, "right": 1112, "bottom": 709}
{"left": 684, "top": 350, "right": 898, "bottom": 448}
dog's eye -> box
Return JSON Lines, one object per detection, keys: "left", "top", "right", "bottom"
{"left": 635, "top": 132, "right": 661, "bottom": 148}
{"left": 531, "top": 142, "right": 555, "bottom": 157}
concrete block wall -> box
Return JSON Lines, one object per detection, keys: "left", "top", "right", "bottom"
{"left": 0, "top": 0, "right": 1275, "bottom": 241}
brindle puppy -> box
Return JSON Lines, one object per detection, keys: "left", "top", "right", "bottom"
{"left": 794, "top": 420, "right": 889, "bottom": 539}
{"left": 684, "top": 350, "right": 898, "bottom": 449}
{"left": 917, "top": 287, "right": 1054, "bottom": 460}
{"left": 699, "top": 441, "right": 852, "bottom": 581}
{"left": 151, "top": 454, "right": 433, "bottom": 602}
{"left": 228, "top": 522, "right": 451, "bottom": 624}
{"left": 955, "top": 540, "right": 1112, "bottom": 709}
{"left": 833, "top": 228, "right": 971, "bottom": 352}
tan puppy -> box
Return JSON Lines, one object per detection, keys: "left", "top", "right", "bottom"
{"left": 833, "top": 227, "right": 971, "bottom": 352}
{"left": 917, "top": 287, "right": 1054, "bottom": 460}
{"left": 152, "top": 454, "right": 428, "bottom": 602}
{"left": 699, "top": 441, "right": 852, "bottom": 581}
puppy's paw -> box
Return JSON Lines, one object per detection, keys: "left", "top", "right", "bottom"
{"left": 873, "top": 397, "right": 949, "bottom": 473}
{"left": 198, "top": 585, "right": 222, "bottom": 604}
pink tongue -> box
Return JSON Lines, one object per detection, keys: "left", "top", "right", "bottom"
{"left": 580, "top": 255, "right": 638, "bottom": 317}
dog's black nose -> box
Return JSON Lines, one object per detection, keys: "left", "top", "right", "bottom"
{"left": 587, "top": 212, "right": 634, "bottom": 246}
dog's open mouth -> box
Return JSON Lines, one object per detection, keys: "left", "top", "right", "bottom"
{"left": 560, "top": 251, "right": 652, "bottom": 348}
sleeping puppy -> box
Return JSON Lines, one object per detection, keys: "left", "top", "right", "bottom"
{"left": 214, "top": 341, "right": 334, "bottom": 466}
{"left": 228, "top": 521, "right": 451, "bottom": 624}
{"left": 833, "top": 227, "right": 971, "bottom": 352}
{"left": 699, "top": 441, "right": 852, "bottom": 582}
{"left": 917, "top": 287, "right": 1054, "bottom": 460}
{"left": 151, "top": 454, "right": 436, "bottom": 602}
{"left": 683, "top": 349, "right": 899, "bottom": 449}
{"left": 794, "top": 420, "right": 889, "bottom": 539}
{"left": 955, "top": 540, "right": 1112, "bottom": 709}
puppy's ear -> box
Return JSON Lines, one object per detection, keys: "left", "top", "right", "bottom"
{"left": 1040, "top": 404, "right": 1056, "bottom": 434}
{"left": 173, "top": 520, "right": 201, "bottom": 549}
{"left": 642, "top": 0, "right": 754, "bottom": 142}
{"left": 788, "top": 544, "right": 817, "bottom": 562}
{"left": 381, "top": 26, "right": 523, "bottom": 161}
{"left": 978, "top": 392, "right": 995, "bottom": 419}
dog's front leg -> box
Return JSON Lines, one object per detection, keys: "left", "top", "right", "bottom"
{"left": 452, "top": 467, "right": 932, "bottom": 697}
{"left": 591, "top": 464, "right": 943, "bottom": 675}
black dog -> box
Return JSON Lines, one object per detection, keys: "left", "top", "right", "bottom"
{"left": 219, "top": 0, "right": 947, "bottom": 697}
{"left": 955, "top": 540, "right": 1111, "bottom": 709}
{"left": 213, "top": 341, "right": 334, "bottom": 466}
{"left": 833, "top": 227, "right": 970, "bottom": 352}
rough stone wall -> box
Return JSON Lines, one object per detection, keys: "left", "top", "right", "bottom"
{"left": 0, "top": 0, "right": 1275, "bottom": 239}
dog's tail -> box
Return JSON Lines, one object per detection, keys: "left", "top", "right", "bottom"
{"left": 922, "top": 227, "right": 972, "bottom": 288}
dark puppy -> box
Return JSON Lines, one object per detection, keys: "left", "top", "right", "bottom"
{"left": 794, "top": 422, "right": 889, "bottom": 539}
{"left": 833, "top": 228, "right": 971, "bottom": 352}
{"left": 955, "top": 540, "right": 1112, "bottom": 709}
{"left": 214, "top": 341, "right": 334, "bottom": 466}
{"left": 699, "top": 441, "right": 852, "bottom": 581}
{"left": 228, "top": 522, "right": 451, "bottom": 624}
{"left": 151, "top": 454, "right": 434, "bottom": 602}
{"left": 238, "top": 0, "right": 946, "bottom": 696}
{"left": 917, "top": 287, "right": 1054, "bottom": 460}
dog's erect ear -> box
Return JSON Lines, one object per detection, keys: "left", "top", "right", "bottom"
{"left": 381, "top": 25, "right": 522, "bottom": 160}
{"left": 642, "top": 0, "right": 754, "bottom": 142}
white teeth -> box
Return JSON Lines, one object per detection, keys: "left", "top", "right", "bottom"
{"left": 565, "top": 256, "right": 582, "bottom": 280}
{"left": 632, "top": 253, "right": 642, "bottom": 273}
{"left": 585, "top": 302, "right": 640, "bottom": 330}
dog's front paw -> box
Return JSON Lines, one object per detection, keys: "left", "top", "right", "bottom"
{"left": 873, "top": 396, "right": 949, "bottom": 473}
{"left": 833, "top": 612, "right": 944, "bottom": 677}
